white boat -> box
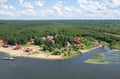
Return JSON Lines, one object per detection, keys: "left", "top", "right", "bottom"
{"left": 2, "top": 57, "right": 14, "bottom": 61}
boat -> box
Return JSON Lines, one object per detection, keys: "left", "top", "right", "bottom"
{"left": 1, "top": 56, "right": 14, "bottom": 61}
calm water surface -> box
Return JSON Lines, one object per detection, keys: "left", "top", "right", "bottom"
{"left": 0, "top": 48, "right": 120, "bottom": 79}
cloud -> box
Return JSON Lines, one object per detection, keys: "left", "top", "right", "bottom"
{"left": 9, "top": 5, "right": 15, "bottom": 10}
{"left": 18, "top": 9, "right": 37, "bottom": 17}
{"left": 64, "top": 6, "right": 71, "bottom": 11}
{"left": 18, "top": 0, "right": 34, "bottom": 9}
{"left": 34, "top": 0, "right": 44, "bottom": 7}
{"left": 0, "top": 10, "right": 14, "bottom": 17}
{"left": 0, "top": 0, "right": 7, "bottom": 3}
{"left": 78, "top": 0, "right": 105, "bottom": 12}
{"left": 52, "top": 1, "right": 63, "bottom": 14}
{"left": 64, "top": 6, "right": 81, "bottom": 13}
{"left": 76, "top": 0, "right": 120, "bottom": 19}
{"left": 18, "top": 0, "right": 24, "bottom": 5}
{"left": 22, "top": 2, "right": 34, "bottom": 9}
{"left": 78, "top": 0, "right": 120, "bottom": 11}
{"left": 77, "top": 0, "right": 88, "bottom": 4}
{"left": 105, "top": 0, "right": 120, "bottom": 9}
{"left": 0, "top": 0, "right": 120, "bottom": 19}
{"left": 0, "top": 4, "right": 15, "bottom": 10}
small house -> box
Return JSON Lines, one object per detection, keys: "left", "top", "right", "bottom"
{"left": 0, "top": 40, "right": 4, "bottom": 45}
{"left": 3, "top": 44, "right": 10, "bottom": 48}
{"left": 30, "top": 38, "right": 34, "bottom": 43}
{"left": 14, "top": 44, "right": 21, "bottom": 50}
{"left": 25, "top": 48, "right": 32, "bottom": 52}
{"left": 73, "top": 39, "right": 81, "bottom": 44}
{"left": 42, "top": 36, "right": 53, "bottom": 41}
{"left": 92, "top": 42, "right": 102, "bottom": 47}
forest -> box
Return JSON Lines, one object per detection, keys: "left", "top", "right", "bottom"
{"left": 0, "top": 20, "right": 120, "bottom": 55}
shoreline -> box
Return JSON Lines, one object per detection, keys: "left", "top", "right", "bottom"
{"left": 0, "top": 46, "right": 63, "bottom": 60}
{"left": 79, "top": 46, "right": 102, "bottom": 53}
{"left": 0, "top": 46, "right": 102, "bottom": 60}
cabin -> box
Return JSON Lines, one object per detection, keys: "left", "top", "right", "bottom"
{"left": 92, "top": 42, "right": 102, "bottom": 47}
{"left": 0, "top": 40, "right": 4, "bottom": 46}
{"left": 3, "top": 44, "right": 10, "bottom": 48}
{"left": 42, "top": 36, "right": 55, "bottom": 43}
{"left": 73, "top": 40, "right": 81, "bottom": 44}
{"left": 30, "top": 38, "right": 34, "bottom": 43}
{"left": 42, "top": 36, "right": 53, "bottom": 41}
{"left": 25, "top": 48, "right": 32, "bottom": 52}
{"left": 14, "top": 44, "right": 21, "bottom": 50}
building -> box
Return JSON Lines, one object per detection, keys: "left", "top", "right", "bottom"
{"left": 3, "top": 44, "right": 9, "bottom": 48}
{"left": 30, "top": 38, "right": 34, "bottom": 43}
{"left": 0, "top": 40, "right": 4, "bottom": 46}
{"left": 42, "top": 36, "right": 53, "bottom": 41}
{"left": 92, "top": 42, "right": 102, "bottom": 47}
{"left": 73, "top": 39, "right": 81, "bottom": 44}
{"left": 14, "top": 44, "right": 21, "bottom": 50}
{"left": 25, "top": 48, "right": 32, "bottom": 52}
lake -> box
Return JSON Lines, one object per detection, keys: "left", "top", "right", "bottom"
{"left": 0, "top": 48, "right": 120, "bottom": 79}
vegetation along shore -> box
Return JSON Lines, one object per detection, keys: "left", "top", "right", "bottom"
{"left": 0, "top": 20, "right": 120, "bottom": 59}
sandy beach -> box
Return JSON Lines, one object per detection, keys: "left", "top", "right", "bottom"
{"left": 0, "top": 46, "right": 63, "bottom": 60}
{"left": 0, "top": 45, "right": 101, "bottom": 60}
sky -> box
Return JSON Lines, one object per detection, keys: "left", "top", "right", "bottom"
{"left": 0, "top": 0, "right": 120, "bottom": 20}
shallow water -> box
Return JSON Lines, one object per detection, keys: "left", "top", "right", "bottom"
{"left": 0, "top": 48, "right": 120, "bottom": 79}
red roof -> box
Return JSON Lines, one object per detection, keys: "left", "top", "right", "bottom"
{"left": 15, "top": 44, "right": 21, "bottom": 50}
{"left": 73, "top": 40, "right": 81, "bottom": 44}
{"left": 0, "top": 40, "right": 3, "bottom": 44}
{"left": 25, "top": 48, "right": 32, "bottom": 52}
{"left": 3, "top": 44, "right": 9, "bottom": 48}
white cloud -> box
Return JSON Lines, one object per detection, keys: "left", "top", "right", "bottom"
{"left": 0, "top": 10, "right": 14, "bottom": 17}
{"left": 0, "top": 4, "right": 15, "bottom": 10}
{"left": 78, "top": 0, "right": 120, "bottom": 11}
{"left": 18, "top": 0, "right": 24, "bottom": 5}
{"left": 0, "top": 0, "right": 7, "bottom": 3}
{"left": 22, "top": 2, "right": 34, "bottom": 9}
{"left": 0, "top": 0, "right": 120, "bottom": 19}
{"left": 105, "top": 0, "right": 120, "bottom": 9}
{"left": 76, "top": 0, "right": 120, "bottom": 19}
{"left": 64, "top": 6, "right": 71, "bottom": 11}
{"left": 9, "top": 5, "right": 15, "bottom": 10}
{"left": 64, "top": 6, "right": 81, "bottom": 13}
{"left": 0, "top": 4, "right": 8, "bottom": 9}
{"left": 78, "top": 0, "right": 88, "bottom": 4}
{"left": 34, "top": 0, "right": 44, "bottom": 7}
{"left": 78, "top": 0, "right": 105, "bottom": 12}
{"left": 18, "top": 8, "right": 37, "bottom": 17}
{"left": 52, "top": 1, "right": 63, "bottom": 14}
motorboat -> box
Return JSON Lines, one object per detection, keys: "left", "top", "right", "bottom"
{"left": 2, "top": 56, "right": 14, "bottom": 61}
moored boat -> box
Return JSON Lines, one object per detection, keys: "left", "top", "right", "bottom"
{"left": 1, "top": 56, "right": 14, "bottom": 61}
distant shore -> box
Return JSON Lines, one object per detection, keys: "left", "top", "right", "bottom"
{"left": 0, "top": 46, "right": 102, "bottom": 60}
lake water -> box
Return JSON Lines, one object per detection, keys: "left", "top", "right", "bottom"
{"left": 0, "top": 48, "right": 120, "bottom": 79}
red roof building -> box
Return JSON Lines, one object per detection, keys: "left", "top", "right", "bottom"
{"left": 14, "top": 44, "right": 21, "bottom": 50}
{"left": 3, "top": 44, "right": 9, "bottom": 48}
{"left": 42, "top": 36, "right": 53, "bottom": 41}
{"left": 0, "top": 40, "right": 4, "bottom": 45}
{"left": 73, "top": 40, "right": 81, "bottom": 44}
{"left": 25, "top": 48, "right": 32, "bottom": 52}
